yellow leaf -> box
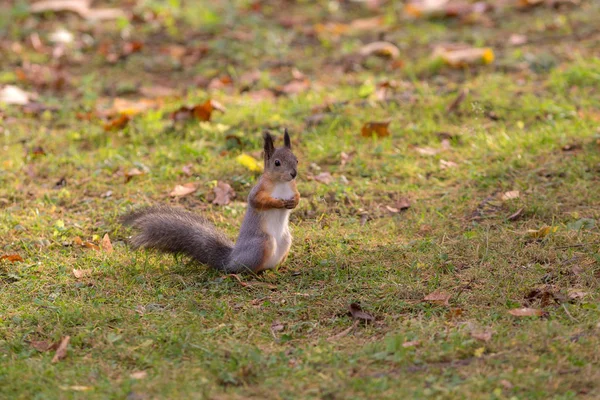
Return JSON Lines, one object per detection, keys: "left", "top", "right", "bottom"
{"left": 236, "top": 154, "right": 263, "bottom": 172}
{"left": 527, "top": 226, "right": 558, "bottom": 238}
{"left": 474, "top": 347, "right": 485, "bottom": 358}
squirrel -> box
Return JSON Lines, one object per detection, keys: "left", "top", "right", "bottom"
{"left": 122, "top": 130, "right": 300, "bottom": 274}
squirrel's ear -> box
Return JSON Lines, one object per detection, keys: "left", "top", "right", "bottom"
{"left": 263, "top": 131, "right": 275, "bottom": 163}
{"left": 284, "top": 128, "right": 291, "bottom": 149}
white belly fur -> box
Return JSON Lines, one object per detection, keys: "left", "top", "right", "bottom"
{"left": 263, "top": 182, "right": 294, "bottom": 269}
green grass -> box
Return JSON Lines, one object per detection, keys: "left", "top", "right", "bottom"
{"left": 1, "top": 0, "right": 600, "bottom": 399}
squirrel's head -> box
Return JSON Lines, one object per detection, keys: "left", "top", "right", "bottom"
{"left": 263, "top": 129, "right": 298, "bottom": 182}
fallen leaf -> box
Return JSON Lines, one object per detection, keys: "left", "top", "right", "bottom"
{"left": 72, "top": 269, "right": 92, "bottom": 278}
{"left": 124, "top": 167, "right": 143, "bottom": 183}
{"left": 447, "top": 307, "right": 464, "bottom": 319}
{"left": 170, "top": 183, "right": 197, "bottom": 197}
{"left": 279, "top": 79, "right": 310, "bottom": 95}
{"left": 567, "top": 289, "right": 588, "bottom": 300}
{"left": 349, "top": 303, "right": 374, "bottom": 323}
{"left": 314, "top": 172, "right": 333, "bottom": 185}
{"left": 508, "top": 307, "right": 548, "bottom": 317}
{"left": 171, "top": 99, "right": 220, "bottom": 122}
{"left": 471, "top": 330, "right": 493, "bottom": 342}
{"left": 527, "top": 226, "right": 558, "bottom": 238}
{"left": 424, "top": 290, "right": 451, "bottom": 306}
{"left": 507, "top": 208, "right": 524, "bottom": 221}
{"left": 446, "top": 88, "right": 468, "bottom": 114}
{"left": 1, "top": 254, "right": 24, "bottom": 262}
{"left": 0, "top": 85, "right": 32, "bottom": 105}
{"left": 104, "top": 114, "right": 130, "bottom": 132}
{"left": 440, "top": 159, "right": 458, "bottom": 169}
{"left": 130, "top": 371, "right": 148, "bottom": 380}
{"left": 327, "top": 320, "right": 359, "bottom": 341}
{"left": 501, "top": 191, "right": 520, "bottom": 201}
{"left": 139, "top": 85, "right": 176, "bottom": 98}
{"left": 359, "top": 41, "right": 400, "bottom": 59}
{"left": 181, "top": 164, "right": 194, "bottom": 176}
{"left": 434, "top": 45, "right": 495, "bottom": 68}
{"left": 111, "top": 98, "right": 159, "bottom": 116}
{"left": 349, "top": 16, "right": 385, "bottom": 31}
{"left": 59, "top": 385, "right": 92, "bottom": 392}
{"left": 246, "top": 89, "right": 276, "bottom": 101}
{"left": 236, "top": 154, "right": 263, "bottom": 172}
{"left": 30, "top": 340, "right": 56, "bottom": 352}
{"left": 402, "top": 340, "right": 420, "bottom": 348}
{"left": 30, "top": 146, "right": 47, "bottom": 156}
{"left": 51, "top": 336, "right": 70, "bottom": 363}
{"left": 509, "top": 34, "right": 528, "bottom": 46}
{"left": 271, "top": 322, "right": 285, "bottom": 332}
{"left": 213, "top": 182, "right": 236, "bottom": 205}
{"left": 101, "top": 234, "right": 113, "bottom": 253}
{"left": 414, "top": 146, "right": 439, "bottom": 156}
{"left": 30, "top": 0, "right": 125, "bottom": 21}
{"left": 474, "top": 347, "right": 485, "bottom": 358}
{"left": 500, "top": 380, "right": 513, "bottom": 389}
{"left": 361, "top": 121, "right": 390, "bottom": 138}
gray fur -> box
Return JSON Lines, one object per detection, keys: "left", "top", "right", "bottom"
{"left": 123, "top": 130, "right": 299, "bottom": 274}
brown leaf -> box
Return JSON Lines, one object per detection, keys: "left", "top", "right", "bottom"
{"left": 124, "top": 167, "right": 143, "bottom": 183}
{"left": 501, "top": 191, "right": 520, "bottom": 201}
{"left": 139, "top": 85, "right": 176, "bottom": 98}
{"left": 402, "top": 340, "right": 420, "bottom": 348}
{"left": 359, "top": 41, "right": 400, "bottom": 59}
{"left": 568, "top": 289, "right": 588, "bottom": 300}
{"left": 74, "top": 238, "right": 99, "bottom": 251}
{"left": 130, "top": 371, "right": 148, "bottom": 380}
{"left": 508, "top": 307, "right": 548, "bottom": 317}
{"left": 314, "top": 172, "right": 333, "bottom": 185}
{"left": 446, "top": 88, "right": 468, "bottom": 114}
{"left": 434, "top": 45, "right": 494, "bottom": 68}
{"left": 1, "top": 254, "right": 24, "bottom": 262}
{"left": 271, "top": 322, "right": 285, "bottom": 332}
{"left": 414, "top": 146, "right": 439, "bottom": 156}
{"left": 447, "top": 307, "right": 464, "bottom": 319}
{"left": 104, "top": 114, "right": 130, "bottom": 132}
{"left": 509, "top": 34, "right": 528, "bottom": 46}
{"left": 171, "top": 99, "right": 220, "bottom": 122}
{"left": 361, "top": 121, "right": 390, "bottom": 138}
{"left": 213, "top": 182, "right": 236, "bottom": 206}
{"left": 101, "top": 233, "right": 113, "bottom": 253}
{"left": 440, "top": 159, "right": 458, "bottom": 169}
{"left": 507, "top": 208, "right": 524, "bottom": 221}
{"left": 349, "top": 303, "right": 374, "bottom": 323}
{"left": 424, "top": 290, "right": 451, "bottom": 306}
{"left": 72, "top": 268, "right": 92, "bottom": 278}
{"left": 30, "top": 340, "right": 56, "bottom": 352}
{"left": 327, "top": 320, "right": 359, "bottom": 341}
{"left": 30, "top": 0, "right": 125, "bottom": 21}
{"left": 51, "top": 336, "right": 70, "bottom": 363}
{"left": 349, "top": 16, "right": 385, "bottom": 31}
{"left": 471, "top": 330, "right": 493, "bottom": 342}
{"left": 169, "top": 183, "right": 197, "bottom": 197}
{"left": 181, "top": 164, "right": 194, "bottom": 176}
{"left": 280, "top": 80, "right": 310, "bottom": 95}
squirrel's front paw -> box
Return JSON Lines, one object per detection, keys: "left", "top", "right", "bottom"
{"left": 283, "top": 198, "right": 297, "bottom": 209}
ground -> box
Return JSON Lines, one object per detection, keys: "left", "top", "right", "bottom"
{"left": 1, "top": 0, "right": 600, "bottom": 399}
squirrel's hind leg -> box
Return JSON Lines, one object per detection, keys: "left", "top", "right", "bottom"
{"left": 227, "top": 237, "right": 270, "bottom": 273}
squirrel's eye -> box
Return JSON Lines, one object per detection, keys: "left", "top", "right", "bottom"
{"left": 274, "top": 160, "right": 281, "bottom": 167}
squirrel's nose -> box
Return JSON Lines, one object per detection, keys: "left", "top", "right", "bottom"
{"left": 290, "top": 170, "right": 297, "bottom": 179}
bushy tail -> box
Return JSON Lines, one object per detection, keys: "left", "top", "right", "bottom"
{"left": 122, "top": 206, "right": 234, "bottom": 270}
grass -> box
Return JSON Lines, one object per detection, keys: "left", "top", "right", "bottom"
{"left": 1, "top": 0, "right": 600, "bottom": 398}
